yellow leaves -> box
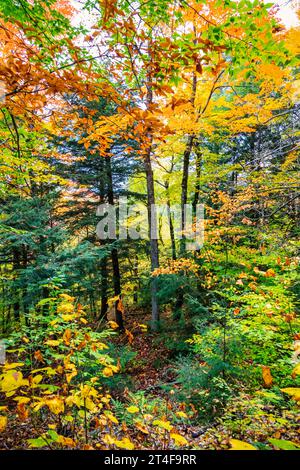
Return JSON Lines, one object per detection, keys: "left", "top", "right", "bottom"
{"left": 0, "top": 370, "right": 29, "bottom": 396}
{"left": 107, "top": 320, "right": 119, "bottom": 330}
{"left": 104, "top": 411, "right": 119, "bottom": 424}
{"left": 281, "top": 388, "right": 300, "bottom": 402}
{"left": 102, "top": 434, "right": 115, "bottom": 445}
{"left": 57, "top": 435, "right": 76, "bottom": 448}
{"left": 229, "top": 439, "right": 256, "bottom": 450}
{"left": 64, "top": 360, "right": 77, "bottom": 384}
{"left": 102, "top": 434, "right": 134, "bottom": 449}
{"left": 93, "top": 342, "right": 109, "bottom": 351}
{"left": 152, "top": 419, "right": 173, "bottom": 431}
{"left": 102, "top": 364, "right": 119, "bottom": 377}
{"left": 0, "top": 415, "right": 7, "bottom": 432}
{"left": 134, "top": 421, "right": 149, "bottom": 434}
{"left": 126, "top": 405, "right": 139, "bottom": 414}
{"left": 57, "top": 301, "right": 74, "bottom": 315}
{"left": 3, "top": 362, "right": 24, "bottom": 370}
{"left": 114, "top": 437, "right": 134, "bottom": 450}
{"left": 31, "top": 374, "right": 43, "bottom": 386}
{"left": 61, "top": 314, "right": 77, "bottom": 322}
{"left": 170, "top": 433, "right": 188, "bottom": 446}
{"left": 292, "top": 363, "right": 300, "bottom": 379}
{"left": 45, "top": 396, "right": 65, "bottom": 415}
{"left": 13, "top": 396, "right": 31, "bottom": 404}
{"left": 138, "top": 323, "right": 148, "bottom": 332}
{"left": 44, "top": 339, "right": 60, "bottom": 347}
{"left": 59, "top": 293, "right": 75, "bottom": 302}
{"left": 62, "top": 328, "right": 72, "bottom": 346}
{"left": 175, "top": 411, "right": 188, "bottom": 418}
{"left": 262, "top": 366, "right": 273, "bottom": 388}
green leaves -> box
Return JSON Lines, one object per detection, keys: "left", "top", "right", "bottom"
{"left": 269, "top": 439, "right": 300, "bottom": 451}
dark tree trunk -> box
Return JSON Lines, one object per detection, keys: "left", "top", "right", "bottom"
{"left": 133, "top": 254, "right": 139, "bottom": 303}
{"left": 180, "top": 73, "right": 197, "bottom": 255}
{"left": 144, "top": 146, "right": 160, "bottom": 329}
{"left": 12, "top": 248, "right": 20, "bottom": 322}
{"left": 98, "top": 156, "right": 109, "bottom": 322}
{"left": 106, "top": 156, "right": 124, "bottom": 330}
{"left": 166, "top": 181, "right": 176, "bottom": 260}
{"left": 145, "top": 48, "right": 160, "bottom": 330}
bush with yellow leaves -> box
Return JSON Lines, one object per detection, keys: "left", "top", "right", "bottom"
{"left": 0, "top": 292, "right": 191, "bottom": 450}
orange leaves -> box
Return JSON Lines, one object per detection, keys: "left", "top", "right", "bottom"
{"left": 17, "top": 402, "right": 29, "bottom": 421}
{"left": 253, "top": 267, "right": 276, "bottom": 278}
{"left": 125, "top": 329, "right": 134, "bottom": 345}
{"left": 262, "top": 366, "right": 273, "bottom": 388}
{"left": 153, "top": 258, "right": 198, "bottom": 276}
{"left": 34, "top": 350, "right": 45, "bottom": 363}
{"left": 62, "top": 328, "right": 72, "bottom": 346}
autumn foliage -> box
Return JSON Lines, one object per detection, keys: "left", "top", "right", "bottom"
{"left": 0, "top": 0, "right": 299, "bottom": 451}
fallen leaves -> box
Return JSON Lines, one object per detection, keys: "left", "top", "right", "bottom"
{"left": 152, "top": 419, "right": 173, "bottom": 431}
{"left": 229, "top": 439, "right": 256, "bottom": 450}
{"left": 170, "top": 433, "right": 188, "bottom": 446}
{"left": 281, "top": 388, "right": 300, "bottom": 402}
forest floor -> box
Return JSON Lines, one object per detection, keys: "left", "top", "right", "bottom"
{"left": 1, "top": 308, "right": 299, "bottom": 450}
{"left": 111, "top": 308, "right": 300, "bottom": 450}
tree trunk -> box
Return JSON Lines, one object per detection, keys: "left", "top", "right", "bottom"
{"left": 166, "top": 181, "right": 176, "bottom": 260}
{"left": 98, "top": 156, "right": 108, "bottom": 322}
{"left": 106, "top": 156, "right": 124, "bottom": 330}
{"left": 180, "top": 73, "right": 197, "bottom": 255}
{"left": 144, "top": 147, "right": 160, "bottom": 329}
{"left": 12, "top": 248, "right": 20, "bottom": 322}
{"left": 144, "top": 44, "right": 160, "bottom": 330}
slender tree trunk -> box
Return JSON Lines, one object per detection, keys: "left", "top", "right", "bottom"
{"left": 180, "top": 73, "right": 197, "bottom": 255}
{"left": 166, "top": 181, "right": 176, "bottom": 260}
{"left": 98, "top": 156, "right": 108, "bottom": 322}
{"left": 144, "top": 147, "right": 160, "bottom": 329}
{"left": 106, "top": 156, "right": 124, "bottom": 329}
{"left": 12, "top": 248, "right": 20, "bottom": 322}
{"left": 145, "top": 44, "right": 160, "bottom": 330}
{"left": 133, "top": 254, "right": 139, "bottom": 303}
{"left": 100, "top": 259, "right": 108, "bottom": 320}
{"left": 192, "top": 141, "right": 202, "bottom": 217}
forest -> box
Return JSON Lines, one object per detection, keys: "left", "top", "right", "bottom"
{"left": 0, "top": 0, "right": 299, "bottom": 453}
